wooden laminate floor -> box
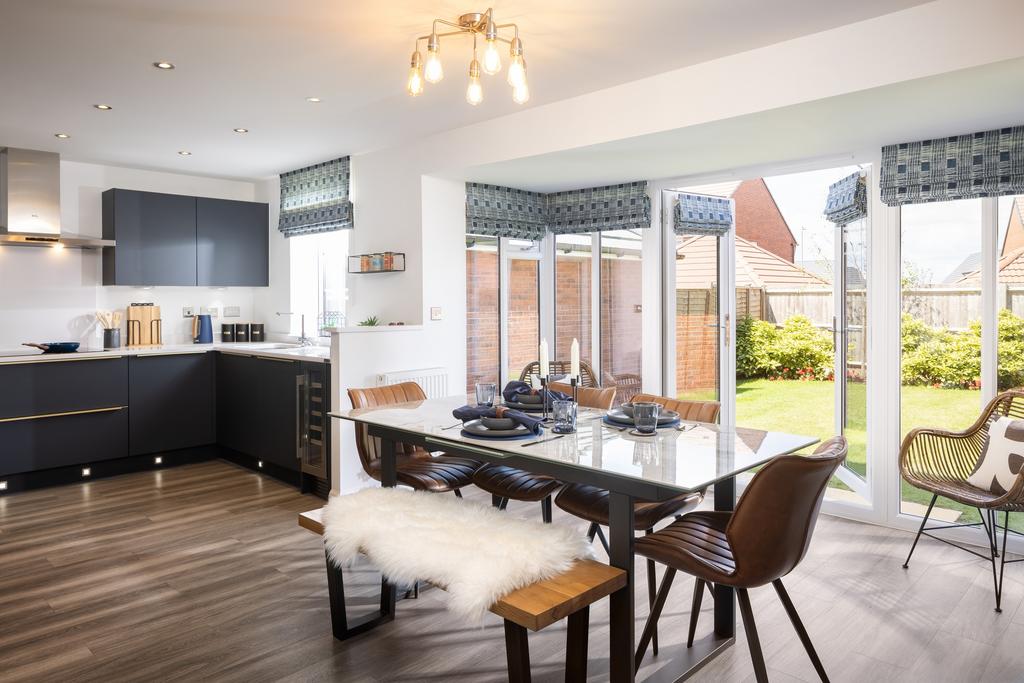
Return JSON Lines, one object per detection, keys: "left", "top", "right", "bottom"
{"left": 2, "top": 461, "right": 1023, "bottom": 682}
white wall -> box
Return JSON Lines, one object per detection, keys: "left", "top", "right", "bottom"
{"left": 0, "top": 160, "right": 262, "bottom": 348}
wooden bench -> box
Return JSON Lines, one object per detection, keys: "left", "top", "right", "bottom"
{"left": 299, "top": 508, "right": 626, "bottom": 682}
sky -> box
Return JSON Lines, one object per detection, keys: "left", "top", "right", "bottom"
{"left": 764, "top": 167, "right": 1018, "bottom": 285}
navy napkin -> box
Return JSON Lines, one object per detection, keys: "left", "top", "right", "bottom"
{"left": 452, "top": 405, "right": 544, "bottom": 435}
{"left": 501, "top": 380, "right": 571, "bottom": 404}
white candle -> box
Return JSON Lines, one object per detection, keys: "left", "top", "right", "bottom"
{"left": 570, "top": 338, "right": 580, "bottom": 380}
{"left": 539, "top": 338, "right": 550, "bottom": 378}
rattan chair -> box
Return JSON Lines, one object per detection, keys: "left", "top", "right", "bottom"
{"left": 519, "top": 359, "right": 600, "bottom": 388}
{"left": 471, "top": 384, "right": 616, "bottom": 522}
{"left": 900, "top": 389, "right": 1024, "bottom": 612}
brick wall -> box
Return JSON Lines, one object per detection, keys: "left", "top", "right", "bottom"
{"left": 507, "top": 259, "right": 540, "bottom": 381}
{"left": 600, "top": 258, "right": 643, "bottom": 380}
{"left": 734, "top": 179, "right": 796, "bottom": 263}
{"left": 555, "top": 254, "right": 592, "bottom": 364}
{"left": 466, "top": 249, "right": 499, "bottom": 394}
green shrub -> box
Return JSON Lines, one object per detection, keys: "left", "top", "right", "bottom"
{"left": 736, "top": 316, "right": 779, "bottom": 378}
{"left": 735, "top": 315, "right": 833, "bottom": 381}
{"left": 770, "top": 316, "right": 834, "bottom": 380}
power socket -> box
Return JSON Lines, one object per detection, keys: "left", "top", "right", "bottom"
{"left": 182, "top": 306, "right": 194, "bottom": 317}
{"left": 224, "top": 306, "right": 241, "bottom": 318}
{"left": 201, "top": 306, "right": 219, "bottom": 318}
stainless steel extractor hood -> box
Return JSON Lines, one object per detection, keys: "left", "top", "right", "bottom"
{"left": 0, "top": 147, "right": 114, "bottom": 249}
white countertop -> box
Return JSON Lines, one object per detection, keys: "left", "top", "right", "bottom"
{"left": 0, "top": 342, "right": 331, "bottom": 364}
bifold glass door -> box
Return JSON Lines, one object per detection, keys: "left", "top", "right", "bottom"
{"left": 499, "top": 238, "right": 543, "bottom": 387}
{"left": 665, "top": 190, "right": 736, "bottom": 426}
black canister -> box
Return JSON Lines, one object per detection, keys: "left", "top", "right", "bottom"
{"left": 103, "top": 328, "right": 121, "bottom": 349}
{"left": 221, "top": 324, "right": 236, "bottom": 342}
{"left": 250, "top": 323, "right": 265, "bottom": 342}
{"left": 234, "top": 323, "right": 250, "bottom": 342}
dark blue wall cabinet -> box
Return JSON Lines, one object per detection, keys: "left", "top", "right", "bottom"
{"left": 197, "top": 197, "right": 269, "bottom": 286}
{"left": 102, "top": 189, "right": 268, "bottom": 287}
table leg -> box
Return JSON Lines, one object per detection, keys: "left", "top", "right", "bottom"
{"left": 608, "top": 491, "right": 636, "bottom": 683}
{"left": 380, "top": 436, "right": 397, "bottom": 488}
{"left": 713, "top": 476, "right": 736, "bottom": 638}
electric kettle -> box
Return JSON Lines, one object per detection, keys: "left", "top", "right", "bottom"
{"left": 192, "top": 314, "right": 213, "bottom": 344}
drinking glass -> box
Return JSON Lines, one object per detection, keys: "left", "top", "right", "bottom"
{"left": 632, "top": 402, "right": 661, "bottom": 435}
{"left": 475, "top": 382, "right": 497, "bottom": 407}
{"left": 552, "top": 400, "right": 577, "bottom": 434}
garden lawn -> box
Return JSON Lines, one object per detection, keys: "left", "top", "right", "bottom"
{"left": 729, "top": 378, "right": 995, "bottom": 526}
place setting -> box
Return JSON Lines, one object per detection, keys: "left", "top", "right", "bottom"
{"left": 603, "top": 401, "right": 686, "bottom": 437}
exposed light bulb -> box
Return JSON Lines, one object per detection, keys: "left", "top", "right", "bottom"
{"left": 512, "top": 81, "right": 530, "bottom": 104}
{"left": 482, "top": 20, "right": 501, "bottom": 77}
{"left": 424, "top": 34, "right": 443, "bottom": 83}
{"left": 507, "top": 37, "right": 526, "bottom": 88}
{"left": 507, "top": 56, "right": 526, "bottom": 89}
{"left": 407, "top": 50, "right": 424, "bottom": 96}
{"left": 466, "top": 59, "right": 483, "bottom": 106}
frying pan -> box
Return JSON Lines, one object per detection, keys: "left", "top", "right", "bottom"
{"left": 22, "top": 342, "right": 81, "bottom": 354}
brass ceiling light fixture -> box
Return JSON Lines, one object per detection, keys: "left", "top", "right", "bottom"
{"left": 406, "top": 8, "right": 529, "bottom": 105}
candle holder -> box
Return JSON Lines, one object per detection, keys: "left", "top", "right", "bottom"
{"left": 540, "top": 375, "right": 554, "bottom": 423}
{"left": 570, "top": 376, "right": 579, "bottom": 404}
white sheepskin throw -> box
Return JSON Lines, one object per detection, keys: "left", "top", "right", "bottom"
{"left": 321, "top": 487, "right": 593, "bottom": 620}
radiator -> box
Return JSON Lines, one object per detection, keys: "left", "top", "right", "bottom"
{"left": 376, "top": 367, "right": 449, "bottom": 398}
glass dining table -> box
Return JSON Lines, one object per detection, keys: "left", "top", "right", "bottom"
{"left": 331, "top": 396, "right": 818, "bottom": 682}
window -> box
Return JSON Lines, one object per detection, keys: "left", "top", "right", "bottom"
{"left": 466, "top": 234, "right": 500, "bottom": 394}
{"left": 601, "top": 229, "right": 643, "bottom": 397}
{"left": 555, "top": 234, "right": 593, "bottom": 367}
{"left": 506, "top": 240, "right": 542, "bottom": 383}
{"left": 899, "top": 198, "right": 982, "bottom": 521}
{"left": 288, "top": 230, "right": 349, "bottom": 337}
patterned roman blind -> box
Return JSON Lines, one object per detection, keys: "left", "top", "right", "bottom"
{"left": 546, "top": 181, "right": 650, "bottom": 234}
{"left": 465, "top": 183, "right": 548, "bottom": 240}
{"left": 823, "top": 171, "right": 867, "bottom": 225}
{"left": 278, "top": 156, "right": 353, "bottom": 237}
{"left": 673, "top": 192, "right": 733, "bottom": 235}
{"left": 880, "top": 125, "right": 1024, "bottom": 206}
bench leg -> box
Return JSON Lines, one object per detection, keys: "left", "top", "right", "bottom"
{"left": 565, "top": 606, "right": 590, "bottom": 683}
{"left": 326, "top": 549, "right": 396, "bottom": 641}
{"left": 504, "top": 620, "right": 532, "bottom": 683}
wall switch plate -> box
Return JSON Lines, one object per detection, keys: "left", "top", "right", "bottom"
{"left": 182, "top": 306, "right": 194, "bottom": 317}
{"left": 202, "top": 307, "right": 219, "bottom": 318}
{"left": 224, "top": 306, "right": 241, "bottom": 318}
{"left": 430, "top": 307, "right": 443, "bottom": 321}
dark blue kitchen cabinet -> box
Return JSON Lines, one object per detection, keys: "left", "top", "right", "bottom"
{"left": 102, "top": 189, "right": 198, "bottom": 286}
{"left": 102, "top": 189, "right": 269, "bottom": 287}
{"left": 0, "top": 357, "right": 130, "bottom": 476}
{"left": 197, "top": 198, "right": 269, "bottom": 287}
{"left": 215, "top": 353, "right": 300, "bottom": 472}
{"left": 128, "top": 352, "right": 215, "bottom": 456}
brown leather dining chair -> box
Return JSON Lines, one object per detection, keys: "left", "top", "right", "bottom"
{"left": 471, "top": 383, "right": 616, "bottom": 522}
{"left": 348, "top": 382, "right": 480, "bottom": 494}
{"left": 554, "top": 393, "right": 721, "bottom": 656}
{"left": 634, "top": 436, "right": 848, "bottom": 682}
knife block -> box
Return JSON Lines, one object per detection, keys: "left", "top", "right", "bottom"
{"left": 126, "top": 304, "right": 162, "bottom": 346}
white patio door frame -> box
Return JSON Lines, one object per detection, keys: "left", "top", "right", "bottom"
{"left": 498, "top": 235, "right": 547, "bottom": 388}
{"left": 657, "top": 186, "right": 737, "bottom": 426}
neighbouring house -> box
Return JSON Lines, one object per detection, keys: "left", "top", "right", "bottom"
{"left": 1002, "top": 197, "right": 1024, "bottom": 256}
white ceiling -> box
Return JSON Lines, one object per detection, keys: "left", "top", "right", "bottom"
{"left": 461, "top": 58, "right": 1024, "bottom": 192}
{"left": 0, "top": 0, "right": 929, "bottom": 180}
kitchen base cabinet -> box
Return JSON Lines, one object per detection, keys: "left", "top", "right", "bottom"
{"left": 129, "top": 352, "right": 215, "bottom": 456}
{"left": 216, "top": 353, "right": 300, "bottom": 473}
{"left": 0, "top": 407, "right": 129, "bottom": 477}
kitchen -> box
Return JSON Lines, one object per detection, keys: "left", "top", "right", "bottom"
{"left": 0, "top": 148, "right": 332, "bottom": 496}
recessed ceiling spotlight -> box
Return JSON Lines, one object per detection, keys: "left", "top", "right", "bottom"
{"left": 178, "top": 150, "right": 192, "bottom": 156}
{"left": 153, "top": 61, "right": 175, "bottom": 70}
{"left": 93, "top": 104, "right": 113, "bottom": 111}
{"left": 54, "top": 133, "right": 71, "bottom": 139}
{"left": 305, "top": 97, "right": 322, "bottom": 103}
{"left": 233, "top": 128, "right": 249, "bottom": 134}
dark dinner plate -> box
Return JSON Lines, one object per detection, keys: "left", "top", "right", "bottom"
{"left": 606, "top": 407, "right": 679, "bottom": 426}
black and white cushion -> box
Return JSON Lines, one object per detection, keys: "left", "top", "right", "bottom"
{"left": 967, "top": 416, "right": 1024, "bottom": 495}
